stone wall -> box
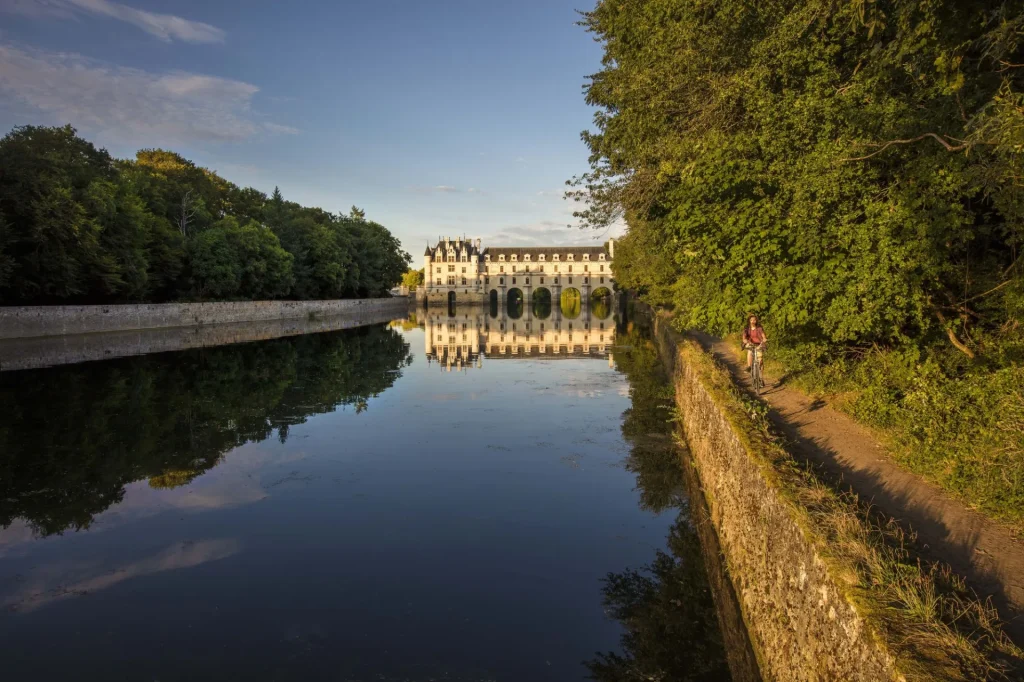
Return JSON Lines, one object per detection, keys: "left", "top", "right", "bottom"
{"left": 0, "top": 306, "right": 409, "bottom": 371}
{"left": 652, "top": 316, "right": 902, "bottom": 682}
{"left": 0, "top": 298, "right": 411, "bottom": 340}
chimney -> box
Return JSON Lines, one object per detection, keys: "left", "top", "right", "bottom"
{"left": 475, "top": 238, "right": 481, "bottom": 250}
{"left": 608, "top": 238, "right": 615, "bottom": 259}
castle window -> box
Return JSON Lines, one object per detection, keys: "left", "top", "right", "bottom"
{"left": 448, "top": 264, "right": 455, "bottom": 272}
{"left": 568, "top": 265, "right": 573, "bottom": 273}
{"left": 500, "top": 277, "right": 504, "bottom": 285}
{"left": 599, "top": 254, "right": 606, "bottom": 261}
{"left": 552, "top": 254, "right": 560, "bottom": 261}
{"left": 524, "top": 254, "right": 531, "bottom": 262}
{"left": 540, "top": 278, "right": 544, "bottom": 284}
{"left": 512, "top": 277, "right": 516, "bottom": 284}
{"left": 525, "top": 278, "right": 530, "bottom": 285}
{"left": 436, "top": 267, "right": 441, "bottom": 274}
{"left": 436, "top": 279, "right": 442, "bottom": 285}
{"left": 539, "top": 254, "right": 546, "bottom": 261}
{"left": 567, "top": 254, "right": 575, "bottom": 261}
{"left": 583, "top": 254, "right": 590, "bottom": 261}
{"left": 600, "top": 265, "right": 605, "bottom": 272}
{"left": 568, "top": 277, "right": 573, "bottom": 284}
{"left": 512, "top": 265, "right": 516, "bottom": 272}
{"left": 500, "top": 266, "right": 504, "bottom": 273}
{"left": 511, "top": 254, "right": 517, "bottom": 262}
{"left": 584, "top": 265, "right": 589, "bottom": 272}
{"left": 485, "top": 254, "right": 491, "bottom": 261}
{"left": 462, "top": 267, "right": 466, "bottom": 273}
{"left": 462, "top": 278, "right": 467, "bottom": 285}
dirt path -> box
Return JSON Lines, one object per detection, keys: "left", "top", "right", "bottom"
{"left": 690, "top": 331, "right": 1024, "bottom": 644}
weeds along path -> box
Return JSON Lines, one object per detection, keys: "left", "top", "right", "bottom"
{"left": 689, "top": 331, "right": 1024, "bottom": 646}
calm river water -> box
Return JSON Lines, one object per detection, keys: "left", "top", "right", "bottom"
{"left": 0, "top": 304, "right": 738, "bottom": 681}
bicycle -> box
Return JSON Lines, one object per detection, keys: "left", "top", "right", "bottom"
{"left": 745, "top": 342, "right": 766, "bottom": 395}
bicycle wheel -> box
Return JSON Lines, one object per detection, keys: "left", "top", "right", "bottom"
{"left": 751, "top": 359, "right": 761, "bottom": 394}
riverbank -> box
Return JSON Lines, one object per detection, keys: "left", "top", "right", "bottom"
{"left": 0, "top": 297, "right": 411, "bottom": 340}
{"left": 694, "top": 331, "right": 1024, "bottom": 647}
{"left": 651, "top": 312, "right": 1024, "bottom": 681}
{"left": 0, "top": 303, "right": 412, "bottom": 371}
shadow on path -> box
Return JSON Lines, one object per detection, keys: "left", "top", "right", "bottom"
{"left": 689, "top": 330, "right": 1024, "bottom": 646}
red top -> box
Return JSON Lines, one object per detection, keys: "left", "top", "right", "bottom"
{"left": 743, "top": 325, "right": 766, "bottom": 345}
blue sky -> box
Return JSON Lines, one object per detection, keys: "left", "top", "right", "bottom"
{"left": 0, "top": 0, "right": 621, "bottom": 254}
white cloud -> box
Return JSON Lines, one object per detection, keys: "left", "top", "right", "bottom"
{"left": 0, "top": 0, "right": 225, "bottom": 43}
{"left": 432, "top": 185, "right": 460, "bottom": 193}
{"left": 0, "top": 44, "right": 296, "bottom": 143}
{"left": 3, "top": 539, "right": 241, "bottom": 613}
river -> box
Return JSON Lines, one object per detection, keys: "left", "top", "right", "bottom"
{"left": 0, "top": 302, "right": 746, "bottom": 681}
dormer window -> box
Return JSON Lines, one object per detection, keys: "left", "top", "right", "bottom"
{"left": 539, "top": 254, "right": 546, "bottom": 262}
{"left": 567, "top": 254, "right": 575, "bottom": 261}
{"left": 583, "top": 254, "right": 590, "bottom": 261}
{"left": 599, "top": 254, "right": 606, "bottom": 261}
{"left": 485, "top": 254, "right": 490, "bottom": 261}
{"left": 510, "top": 254, "right": 518, "bottom": 262}
{"left": 552, "top": 254, "right": 560, "bottom": 262}
{"left": 499, "top": 255, "right": 505, "bottom": 262}
{"left": 524, "top": 254, "right": 531, "bottom": 262}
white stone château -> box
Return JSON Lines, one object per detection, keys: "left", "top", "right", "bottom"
{"left": 417, "top": 237, "right": 616, "bottom": 306}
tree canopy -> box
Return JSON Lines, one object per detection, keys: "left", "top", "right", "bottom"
{"left": 576, "top": 0, "right": 1023, "bottom": 356}
{"left": 0, "top": 125, "right": 410, "bottom": 304}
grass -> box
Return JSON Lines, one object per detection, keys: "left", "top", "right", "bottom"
{"left": 764, "top": 332, "right": 1024, "bottom": 536}
{"left": 662, "top": 320, "right": 1024, "bottom": 681}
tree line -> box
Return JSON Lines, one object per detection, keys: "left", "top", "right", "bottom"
{"left": 576, "top": 0, "right": 1021, "bottom": 357}
{"left": 0, "top": 125, "right": 410, "bottom": 305}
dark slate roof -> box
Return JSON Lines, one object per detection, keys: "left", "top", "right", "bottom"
{"left": 481, "top": 245, "right": 609, "bottom": 260}
{"left": 426, "top": 238, "right": 481, "bottom": 259}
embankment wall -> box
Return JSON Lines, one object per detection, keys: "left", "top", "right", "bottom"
{"left": 0, "top": 298, "right": 411, "bottom": 340}
{"left": 653, "top": 315, "right": 902, "bottom": 682}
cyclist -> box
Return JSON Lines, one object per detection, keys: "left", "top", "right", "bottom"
{"left": 742, "top": 314, "right": 767, "bottom": 374}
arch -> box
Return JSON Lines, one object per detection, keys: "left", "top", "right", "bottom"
{"left": 507, "top": 288, "right": 524, "bottom": 320}
{"left": 488, "top": 289, "right": 499, "bottom": 318}
{"left": 447, "top": 291, "right": 457, "bottom": 307}
{"left": 531, "top": 287, "right": 552, "bottom": 320}
{"left": 590, "top": 287, "right": 613, "bottom": 320}
{"left": 560, "top": 287, "right": 582, "bottom": 319}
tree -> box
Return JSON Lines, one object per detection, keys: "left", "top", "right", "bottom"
{"left": 0, "top": 125, "right": 410, "bottom": 305}
{"left": 188, "top": 226, "right": 240, "bottom": 299}
{"left": 402, "top": 269, "right": 424, "bottom": 288}
{"left": 576, "top": 0, "right": 1023, "bottom": 357}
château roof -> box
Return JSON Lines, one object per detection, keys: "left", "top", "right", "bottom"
{"left": 425, "top": 238, "right": 481, "bottom": 259}
{"left": 481, "top": 245, "right": 609, "bottom": 259}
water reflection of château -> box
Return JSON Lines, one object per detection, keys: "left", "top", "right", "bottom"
{"left": 422, "top": 302, "right": 620, "bottom": 372}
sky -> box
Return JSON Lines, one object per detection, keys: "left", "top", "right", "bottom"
{"left": 0, "top": 0, "right": 622, "bottom": 255}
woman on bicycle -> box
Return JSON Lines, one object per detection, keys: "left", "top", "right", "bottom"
{"left": 742, "top": 314, "right": 767, "bottom": 373}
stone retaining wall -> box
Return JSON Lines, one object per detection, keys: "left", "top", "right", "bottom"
{"left": 653, "top": 315, "right": 902, "bottom": 682}
{"left": 0, "top": 298, "right": 411, "bottom": 339}
{"left": 0, "top": 306, "right": 408, "bottom": 371}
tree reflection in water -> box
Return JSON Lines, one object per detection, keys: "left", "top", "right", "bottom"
{"left": 588, "top": 320, "right": 733, "bottom": 682}
{"left": 0, "top": 325, "right": 412, "bottom": 536}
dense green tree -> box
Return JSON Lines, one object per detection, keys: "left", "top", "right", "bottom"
{"left": 0, "top": 126, "right": 410, "bottom": 304}
{"left": 576, "top": 0, "right": 1023, "bottom": 354}
{"left": 402, "top": 269, "right": 424, "bottom": 288}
